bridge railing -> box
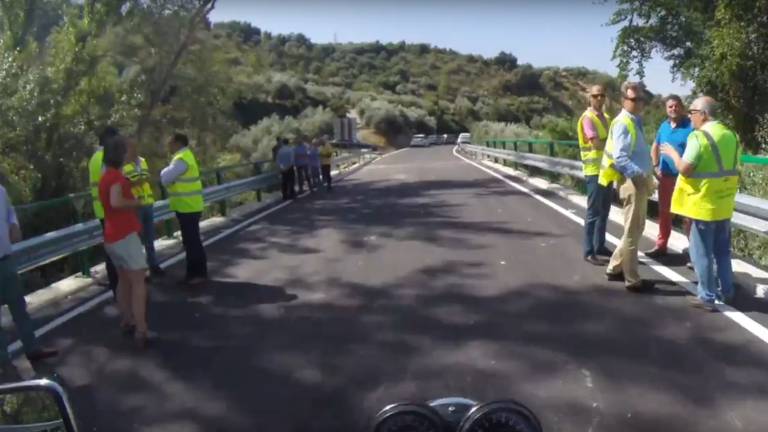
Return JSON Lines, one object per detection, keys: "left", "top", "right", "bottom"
{"left": 459, "top": 141, "right": 768, "bottom": 237}
{"left": 11, "top": 151, "right": 369, "bottom": 275}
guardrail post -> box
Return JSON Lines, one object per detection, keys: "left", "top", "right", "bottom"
{"left": 501, "top": 141, "right": 508, "bottom": 167}
{"left": 160, "top": 183, "right": 174, "bottom": 238}
{"left": 492, "top": 140, "right": 499, "bottom": 163}
{"left": 70, "top": 197, "right": 91, "bottom": 277}
{"left": 253, "top": 162, "right": 263, "bottom": 202}
{"left": 216, "top": 169, "right": 228, "bottom": 216}
{"left": 528, "top": 141, "right": 534, "bottom": 154}
{"left": 549, "top": 141, "right": 556, "bottom": 157}
{"left": 514, "top": 141, "right": 519, "bottom": 152}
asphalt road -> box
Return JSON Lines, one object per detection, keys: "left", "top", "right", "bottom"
{"left": 28, "top": 146, "right": 768, "bottom": 432}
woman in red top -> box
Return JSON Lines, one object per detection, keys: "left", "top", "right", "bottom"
{"left": 98, "top": 136, "right": 152, "bottom": 348}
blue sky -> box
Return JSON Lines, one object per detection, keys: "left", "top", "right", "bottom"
{"left": 211, "top": 0, "right": 692, "bottom": 96}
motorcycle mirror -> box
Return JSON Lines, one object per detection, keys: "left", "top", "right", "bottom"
{"left": 0, "top": 379, "right": 78, "bottom": 432}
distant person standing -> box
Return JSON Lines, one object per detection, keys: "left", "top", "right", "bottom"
{"left": 644, "top": 95, "right": 693, "bottom": 259}
{"left": 99, "top": 136, "right": 152, "bottom": 347}
{"left": 272, "top": 137, "right": 282, "bottom": 162}
{"left": 294, "top": 138, "right": 310, "bottom": 194}
{"left": 277, "top": 139, "right": 296, "bottom": 200}
{"left": 309, "top": 139, "right": 322, "bottom": 190}
{"left": 89, "top": 126, "right": 120, "bottom": 294}
{"left": 577, "top": 84, "right": 613, "bottom": 265}
{"left": 123, "top": 137, "right": 165, "bottom": 277}
{"left": 319, "top": 138, "right": 335, "bottom": 191}
{"left": 161, "top": 133, "right": 207, "bottom": 286}
{"left": 0, "top": 183, "right": 58, "bottom": 375}
{"left": 661, "top": 96, "right": 741, "bottom": 311}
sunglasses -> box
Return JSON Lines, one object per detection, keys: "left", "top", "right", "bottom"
{"left": 590, "top": 94, "right": 606, "bottom": 99}
{"left": 624, "top": 96, "right": 646, "bottom": 103}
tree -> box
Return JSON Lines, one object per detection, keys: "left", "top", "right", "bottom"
{"left": 608, "top": 0, "right": 768, "bottom": 152}
{"left": 493, "top": 51, "right": 518, "bottom": 70}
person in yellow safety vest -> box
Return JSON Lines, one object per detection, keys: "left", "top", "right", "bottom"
{"left": 123, "top": 137, "right": 165, "bottom": 278}
{"left": 318, "top": 138, "right": 335, "bottom": 191}
{"left": 601, "top": 82, "right": 657, "bottom": 293}
{"left": 160, "top": 133, "right": 207, "bottom": 286}
{"left": 660, "top": 96, "right": 741, "bottom": 311}
{"left": 577, "top": 84, "right": 613, "bottom": 265}
{"left": 89, "top": 126, "right": 120, "bottom": 294}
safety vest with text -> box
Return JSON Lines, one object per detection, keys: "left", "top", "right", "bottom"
{"left": 88, "top": 148, "right": 105, "bottom": 219}
{"left": 598, "top": 113, "right": 638, "bottom": 187}
{"left": 670, "top": 121, "right": 741, "bottom": 221}
{"left": 577, "top": 109, "right": 611, "bottom": 176}
{"left": 123, "top": 157, "right": 155, "bottom": 206}
{"left": 167, "top": 148, "right": 204, "bottom": 213}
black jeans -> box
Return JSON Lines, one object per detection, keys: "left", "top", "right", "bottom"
{"left": 99, "top": 219, "right": 118, "bottom": 294}
{"left": 321, "top": 164, "right": 332, "bottom": 190}
{"left": 281, "top": 167, "right": 296, "bottom": 200}
{"left": 176, "top": 211, "right": 207, "bottom": 280}
{"left": 296, "top": 166, "right": 309, "bottom": 193}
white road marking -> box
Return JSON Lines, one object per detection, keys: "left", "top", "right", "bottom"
{"left": 453, "top": 146, "right": 768, "bottom": 345}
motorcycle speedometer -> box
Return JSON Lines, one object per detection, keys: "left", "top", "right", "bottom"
{"left": 458, "top": 400, "right": 542, "bottom": 432}
{"left": 373, "top": 403, "right": 446, "bottom": 432}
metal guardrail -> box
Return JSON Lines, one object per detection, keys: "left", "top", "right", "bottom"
{"left": 0, "top": 420, "right": 65, "bottom": 431}
{"left": 11, "top": 152, "right": 368, "bottom": 274}
{"left": 459, "top": 143, "right": 768, "bottom": 236}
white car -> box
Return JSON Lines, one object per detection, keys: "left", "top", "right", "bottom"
{"left": 410, "top": 134, "right": 428, "bottom": 147}
{"left": 457, "top": 133, "right": 471, "bottom": 145}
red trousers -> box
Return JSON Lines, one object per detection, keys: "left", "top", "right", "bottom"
{"left": 657, "top": 174, "right": 691, "bottom": 250}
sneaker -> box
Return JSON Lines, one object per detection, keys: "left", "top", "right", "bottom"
{"left": 605, "top": 272, "right": 625, "bottom": 282}
{"left": 26, "top": 348, "right": 59, "bottom": 363}
{"left": 643, "top": 248, "right": 667, "bottom": 259}
{"left": 686, "top": 261, "right": 694, "bottom": 270}
{"left": 584, "top": 255, "right": 604, "bottom": 266}
{"left": 688, "top": 296, "right": 718, "bottom": 312}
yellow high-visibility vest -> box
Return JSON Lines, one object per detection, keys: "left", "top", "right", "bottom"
{"left": 167, "top": 148, "right": 204, "bottom": 213}
{"left": 671, "top": 121, "right": 741, "bottom": 221}
{"left": 577, "top": 109, "right": 611, "bottom": 176}
{"left": 319, "top": 144, "right": 334, "bottom": 165}
{"left": 88, "top": 148, "right": 105, "bottom": 219}
{"left": 598, "top": 113, "right": 637, "bottom": 187}
{"left": 123, "top": 157, "right": 155, "bottom": 206}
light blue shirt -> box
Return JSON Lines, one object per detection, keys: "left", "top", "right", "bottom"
{"left": 0, "top": 185, "right": 19, "bottom": 257}
{"left": 294, "top": 143, "right": 310, "bottom": 167}
{"left": 309, "top": 146, "right": 321, "bottom": 167}
{"left": 277, "top": 145, "right": 295, "bottom": 170}
{"left": 612, "top": 109, "right": 652, "bottom": 179}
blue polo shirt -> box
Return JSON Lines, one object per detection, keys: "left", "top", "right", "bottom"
{"left": 656, "top": 117, "right": 693, "bottom": 176}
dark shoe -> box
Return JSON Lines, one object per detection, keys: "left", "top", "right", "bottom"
{"left": 688, "top": 296, "right": 718, "bottom": 312}
{"left": 150, "top": 266, "right": 166, "bottom": 277}
{"left": 643, "top": 248, "right": 667, "bottom": 259}
{"left": 625, "top": 280, "right": 655, "bottom": 293}
{"left": 26, "top": 348, "right": 59, "bottom": 363}
{"left": 134, "top": 331, "right": 157, "bottom": 349}
{"left": 596, "top": 247, "right": 613, "bottom": 257}
{"left": 584, "top": 255, "right": 604, "bottom": 266}
{"left": 121, "top": 323, "right": 136, "bottom": 338}
{"left": 605, "top": 272, "right": 625, "bottom": 282}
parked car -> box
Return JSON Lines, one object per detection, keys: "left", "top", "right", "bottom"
{"left": 426, "top": 134, "right": 441, "bottom": 146}
{"left": 443, "top": 134, "right": 457, "bottom": 145}
{"left": 457, "top": 133, "right": 471, "bottom": 145}
{"left": 410, "top": 134, "right": 428, "bottom": 147}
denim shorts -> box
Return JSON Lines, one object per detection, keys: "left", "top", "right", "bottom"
{"left": 105, "top": 233, "right": 147, "bottom": 271}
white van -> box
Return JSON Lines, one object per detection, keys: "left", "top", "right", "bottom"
{"left": 457, "top": 133, "right": 471, "bottom": 145}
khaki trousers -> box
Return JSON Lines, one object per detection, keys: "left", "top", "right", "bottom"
{"left": 607, "top": 175, "right": 654, "bottom": 285}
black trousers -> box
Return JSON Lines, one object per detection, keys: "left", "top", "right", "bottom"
{"left": 99, "top": 219, "right": 118, "bottom": 294}
{"left": 176, "top": 211, "right": 207, "bottom": 279}
{"left": 321, "top": 164, "right": 332, "bottom": 190}
{"left": 281, "top": 167, "right": 296, "bottom": 200}
{"left": 296, "top": 166, "right": 309, "bottom": 193}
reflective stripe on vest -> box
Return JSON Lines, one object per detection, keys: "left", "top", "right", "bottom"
{"left": 577, "top": 109, "right": 610, "bottom": 176}
{"left": 88, "top": 149, "right": 105, "bottom": 219}
{"left": 167, "top": 148, "right": 204, "bottom": 213}
{"left": 670, "top": 122, "right": 741, "bottom": 221}
{"left": 123, "top": 157, "right": 155, "bottom": 206}
{"left": 598, "top": 113, "right": 637, "bottom": 187}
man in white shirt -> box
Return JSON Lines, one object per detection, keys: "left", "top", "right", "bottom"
{"left": 0, "top": 184, "right": 58, "bottom": 376}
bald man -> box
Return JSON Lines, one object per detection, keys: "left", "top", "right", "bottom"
{"left": 577, "top": 85, "right": 613, "bottom": 265}
{"left": 661, "top": 96, "right": 741, "bottom": 311}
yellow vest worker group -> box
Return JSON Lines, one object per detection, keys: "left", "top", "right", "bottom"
{"left": 671, "top": 122, "right": 741, "bottom": 222}
{"left": 123, "top": 157, "right": 155, "bottom": 206}
{"left": 577, "top": 110, "right": 611, "bottom": 176}
{"left": 88, "top": 148, "right": 105, "bottom": 219}
{"left": 598, "top": 113, "right": 637, "bottom": 187}
{"left": 167, "top": 148, "right": 204, "bottom": 213}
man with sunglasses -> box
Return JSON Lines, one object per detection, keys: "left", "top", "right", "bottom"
{"left": 577, "top": 85, "right": 613, "bottom": 265}
{"left": 644, "top": 95, "right": 693, "bottom": 260}
{"left": 661, "top": 96, "right": 741, "bottom": 311}
{"left": 599, "top": 81, "right": 656, "bottom": 292}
